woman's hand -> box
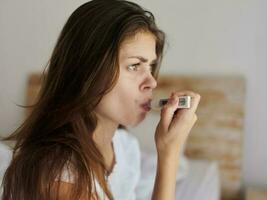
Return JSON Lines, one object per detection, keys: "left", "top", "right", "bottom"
{"left": 154, "top": 91, "right": 201, "bottom": 157}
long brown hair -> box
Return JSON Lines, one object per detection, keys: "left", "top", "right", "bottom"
{"left": 1, "top": 0, "right": 165, "bottom": 199}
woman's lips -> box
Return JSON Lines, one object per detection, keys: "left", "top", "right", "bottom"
{"left": 140, "top": 101, "right": 152, "bottom": 112}
{"left": 141, "top": 104, "right": 151, "bottom": 112}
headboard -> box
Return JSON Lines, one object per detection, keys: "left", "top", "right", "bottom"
{"left": 26, "top": 73, "right": 245, "bottom": 200}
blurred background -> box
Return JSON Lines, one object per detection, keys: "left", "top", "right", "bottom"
{"left": 0, "top": 0, "right": 266, "bottom": 199}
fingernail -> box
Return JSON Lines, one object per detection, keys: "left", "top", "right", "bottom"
{"left": 168, "top": 96, "right": 174, "bottom": 104}
{"left": 172, "top": 98, "right": 177, "bottom": 105}
{"left": 167, "top": 97, "right": 175, "bottom": 105}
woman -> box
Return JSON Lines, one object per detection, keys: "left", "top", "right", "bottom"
{"left": 1, "top": 0, "right": 200, "bottom": 199}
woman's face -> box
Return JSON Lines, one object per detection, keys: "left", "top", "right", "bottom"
{"left": 95, "top": 31, "right": 158, "bottom": 127}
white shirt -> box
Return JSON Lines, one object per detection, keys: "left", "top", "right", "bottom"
{"left": 59, "top": 128, "right": 141, "bottom": 200}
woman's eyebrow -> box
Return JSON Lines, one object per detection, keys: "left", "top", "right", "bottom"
{"left": 127, "top": 56, "right": 158, "bottom": 63}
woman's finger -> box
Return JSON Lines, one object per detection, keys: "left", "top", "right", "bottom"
{"left": 159, "top": 93, "right": 179, "bottom": 131}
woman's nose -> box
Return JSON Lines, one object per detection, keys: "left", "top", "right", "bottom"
{"left": 140, "top": 72, "right": 157, "bottom": 91}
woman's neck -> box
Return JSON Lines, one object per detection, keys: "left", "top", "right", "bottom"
{"left": 92, "top": 121, "right": 118, "bottom": 146}
{"left": 92, "top": 120, "right": 117, "bottom": 175}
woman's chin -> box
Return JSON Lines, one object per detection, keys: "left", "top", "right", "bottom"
{"left": 119, "top": 110, "right": 148, "bottom": 128}
{"left": 131, "top": 113, "right": 147, "bottom": 127}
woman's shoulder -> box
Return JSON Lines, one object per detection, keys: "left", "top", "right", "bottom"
{"left": 55, "top": 159, "right": 76, "bottom": 183}
{"left": 55, "top": 159, "right": 104, "bottom": 197}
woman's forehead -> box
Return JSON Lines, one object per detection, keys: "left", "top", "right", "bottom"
{"left": 119, "top": 32, "right": 156, "bottom": 60}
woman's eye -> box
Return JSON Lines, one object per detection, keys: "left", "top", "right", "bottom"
{"left": 127, "top": 63, "right": 140, "bottom": 71}
{"left": 150, "top": 63, "right": 157, "bottom": 72}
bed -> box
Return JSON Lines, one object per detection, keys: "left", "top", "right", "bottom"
{"left": 22, "top": 73, "right": 246, "bottom": 199}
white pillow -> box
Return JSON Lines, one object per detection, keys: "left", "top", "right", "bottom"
{"left": 0, "top": 141, "right": 12, "bottom": 197}
{"left": 134, "top": 151, "right": 188, "bottom": 200}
